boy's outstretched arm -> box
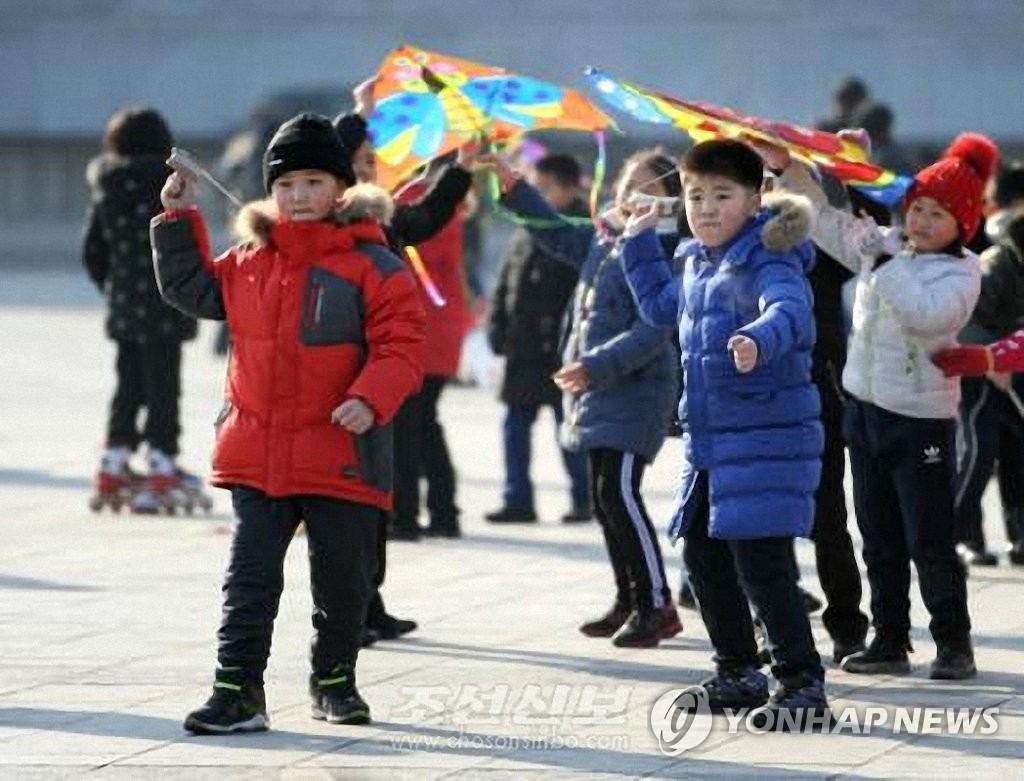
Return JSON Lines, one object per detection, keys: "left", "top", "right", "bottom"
{"left": 934, "top": 328, "right": 1024, "bottom": 376}
{"left": 500, "top": 177, "right": 594, "bottom": 272}
{"left": 150, "top": 207, "right": 227, "bottom": 321}
{"left": 150, "top": 170, "right": 227, "bottom": 320}
{"left": 620, "top": 226, "right": 680, "bottom": 327}
{"left": 736, "top": 251, "right": 815, "bottom": 365}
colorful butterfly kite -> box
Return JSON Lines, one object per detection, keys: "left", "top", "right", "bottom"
{"left": 367, "top": 46, "right": 613, "bottom": 191}
{"left": 585, "top": 67, "right": 912, "bottom": 206}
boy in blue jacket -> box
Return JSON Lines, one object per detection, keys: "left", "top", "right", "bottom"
{"left": 621, "top": 139, "right": 829, "bottom": 728}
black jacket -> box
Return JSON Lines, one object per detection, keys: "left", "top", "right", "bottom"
{"left": 386, "top": 166, "right": 473, "bottom": 252}
{"left": 809, "top": 246, "right": 853, "bottom": 393}
{"left": 82, "top": 154, "right": 198, "bottom": 343}
{"left": 488, "top": 199, "right": 589, "bottom": 407}
{"left": 960, "top": 211, "right": 1024, "bottom": 345}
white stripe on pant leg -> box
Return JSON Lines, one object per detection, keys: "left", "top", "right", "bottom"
{"left": 955, "top": 382, "right": 990, "bottom": 511}
{"left": 620, "top": 452, "right": 666, "bottom": 609}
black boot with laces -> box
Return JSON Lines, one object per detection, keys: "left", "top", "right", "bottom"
{"left": 310, "top": 664, "right": 371, "bottom": 725}
{"left": 184, "top": 668, "right": 269, "bottom": 735}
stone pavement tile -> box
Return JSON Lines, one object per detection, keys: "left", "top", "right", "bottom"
{"left": 690, "top": 727, "right": 899, "bottom": 768}
{"left": 0, "top": 769, "right": 91, "bottom": 780}
{"left": 110, "top": 728, "right": 352, "bottom": 768}
{"left": 0, "top": 726, "right": 165, "bottom": 767}
{"left": 92, "top": 769, "right": 288, "bottom": 780}
{"left": 845, "top": 740, "right": 1023, "bottom": 778}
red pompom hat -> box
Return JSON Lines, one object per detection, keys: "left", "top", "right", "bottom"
{"left": 905, "top": 132, "right": 999, "bottom": 242}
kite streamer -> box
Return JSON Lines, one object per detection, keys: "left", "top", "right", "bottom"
{"left": 404, "top": 245, "right": 447, "bottom": 307}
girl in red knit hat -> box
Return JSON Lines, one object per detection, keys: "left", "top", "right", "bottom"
{"left": 758, "top": 131, "right": 999, "bottom": 681}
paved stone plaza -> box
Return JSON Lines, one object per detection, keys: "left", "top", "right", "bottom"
{"left": 1, "top": 271, "right": 1021, "bottom": 778}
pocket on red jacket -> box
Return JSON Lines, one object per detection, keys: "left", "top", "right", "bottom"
{"left": 291, "top": 422, "right": 360, "bottom": 482}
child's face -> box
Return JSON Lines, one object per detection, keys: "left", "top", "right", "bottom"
{"left": 905, "top": 196, "right": 959, "bottom": 252}
{"left": 271, "top": 170, "right": 342, "bottom": 221}
{"left": 684, "top": 172, "right": 760, "bottom": 248}
{"left": 531, "top": 171, "right": 575, "bottom": 212}
{"left": 615, "top": 163, "right": 669, "bottom": 216}
{"left": 352, "top": 141, "right": 377, "bottom": 184}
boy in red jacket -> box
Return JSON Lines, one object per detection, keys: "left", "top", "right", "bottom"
{"left": 151, "top": 114, "right": 426, "bottom": 734}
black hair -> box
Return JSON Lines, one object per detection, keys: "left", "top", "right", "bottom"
{"left": 682, "top": 139, "right": 763, "bottom": 191}
{"left": 853, "top": 102, "right": 894, "bottom": 140}
{"left": 834, "top": 76, "right": 868, "bottom": 110}
{"left": 993, "top": 161, "right": 1024, "bottom": 209}
{"left": 615, "top": 147, "right": 681, "bottom": 198}
{"left": 103, "top": 105, "right": 173, "bottom": 158}
{"left": 535, "top": 153, "right": 583, "bottom": 189}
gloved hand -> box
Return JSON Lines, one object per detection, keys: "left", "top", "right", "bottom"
{"left": 931, "top": 345, "right": 993, "bottom": 378}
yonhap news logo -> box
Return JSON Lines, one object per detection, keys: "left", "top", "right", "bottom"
{"left": 649, "top": 686, "right": 714, "bottom": 755}
{"left": 649, "top": 687, "right": 999, "bottom": 754}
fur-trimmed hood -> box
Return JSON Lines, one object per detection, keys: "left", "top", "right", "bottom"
{"left": 233, "top": 183, "right": 395, "bottom": 245}
{"left": 760, "top": 192, "right": 815, "bottom": 252}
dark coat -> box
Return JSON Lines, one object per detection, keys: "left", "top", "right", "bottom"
{"left": 82, "top": 154, "right": 198, "bottom": 343}
{"left": 488, "top": 198, "right": 587, "bottom": 408}
{"left": 960, "top": 210, "right": 1024, "bottom": 345}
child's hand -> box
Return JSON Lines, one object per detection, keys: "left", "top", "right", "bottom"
{"left": 623, "top": 203, "right": 659, "bottom": 238}
{"left": 161, "top": 170, "right": 197, "bottom": 210}
{"left": 553, "top": 362, "right": 591, "bottom": 393}
{"left": 747, "top": 137, "right": 792, "bottom": 171}
{"left": 331, "top": 399, "right": 375, "bottom": 434}
{"left": 848, "top": 214, "right": 885, "bottom": 260}
{"left": 353, "top": 76, "right": 378, "bottom": 118}
{"left": 728, "top": 334, "right": 759, "bottom": 373}
{"left": 477, "top": 152, "right": 518, "bottom": 192}
{"left": 457, "top": 136, "right": 485, "bottom": 170}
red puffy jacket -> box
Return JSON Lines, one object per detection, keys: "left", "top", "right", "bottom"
{"left": 151, "top": 189, "right": 426, "bottom": 509}
{"left": 397, "top": 181, "right": 472, "bottom": 378}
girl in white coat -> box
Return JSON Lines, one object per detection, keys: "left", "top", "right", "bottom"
{"left": 762, "top": 132, "right": 998, "bottom": 681}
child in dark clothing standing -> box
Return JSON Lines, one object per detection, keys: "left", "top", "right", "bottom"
{"left": 83, "top": 106, "right": 205, "bottom": 514}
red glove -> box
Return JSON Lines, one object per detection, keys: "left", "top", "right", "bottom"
{"left": 931, "top": 345, "right": 993, "bottom": 378}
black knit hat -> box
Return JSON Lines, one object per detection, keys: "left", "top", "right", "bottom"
{"left": 263, "top": 113, "right": 355, "bottom": 193}
{"left": 333, "top": 113, "right": 370, "bottom": 159}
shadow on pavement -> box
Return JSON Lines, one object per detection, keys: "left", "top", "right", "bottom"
{"left": 0, "top": 574, "right": 102, "bottom": 592}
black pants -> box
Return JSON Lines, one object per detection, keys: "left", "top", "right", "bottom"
{"left": 590, "top": 448, "right": 670, "bottom": 612}
{"left": 684, "top": 472, "right": 823, "bottom": 682}
{"left": 392, "top": 375, "right": 458, "bottom": 530}
{"left": 366, "top": 511, "right": 390, "bottom": 626}
{"left": 107, "top": 340, "right": 182, "bottom": 456}
{"left": 217, "top": 487, "right": 379, "bottom": 680}
{"left": 812, "top": 373, "right": 869, "bottom": 645}
{"left": 844, "top": 398, "right": 971, "bottom": 648}
{"left": 956, "top": 376, "right": 1024, "bottom": 551}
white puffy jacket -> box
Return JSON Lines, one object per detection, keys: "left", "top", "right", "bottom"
{"left": 780, "top": 165, "right": 981, "bottom": 419}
